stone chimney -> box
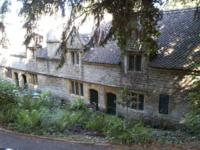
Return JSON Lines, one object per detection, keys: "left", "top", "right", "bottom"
{"left": 46, "top": 30, "right": 60, "bottom": 58}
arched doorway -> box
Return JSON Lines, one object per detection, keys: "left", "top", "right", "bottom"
{"left": 22, "top": 74, "right": 28, "bottom": 89}
{"left": 107, "top": 93, "right": 116, "bottom": 115}
{"left": 89, "top": 89, "right": 99, "bottom": 110}
{"left": 14, "top": 72, "right": 19, "bottom": 87}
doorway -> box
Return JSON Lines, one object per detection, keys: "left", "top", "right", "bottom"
{"left": 89, "top": 89, "right": 99, "bottom": 110}
{"left": 22, "top": 74, "right": 28, "bottom": 89}
{"left": 107, "top": 93, "right": 116, "bottom": 115}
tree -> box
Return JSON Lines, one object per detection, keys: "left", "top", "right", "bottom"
{"left": 0, "top": 0, "right": 199, "bottom": 66}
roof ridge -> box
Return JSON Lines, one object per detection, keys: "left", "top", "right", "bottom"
{"left": 162, "top": 7, "right": 196, "bottom": 14}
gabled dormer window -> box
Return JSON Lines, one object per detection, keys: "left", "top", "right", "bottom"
{"left": 71, "top": 52, "right": 79, "bottom": 65}
{"left": 128, "top": 55, "right": 142, "bottom": 71}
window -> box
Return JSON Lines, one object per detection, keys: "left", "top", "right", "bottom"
{"left": 128, "top": 55, "right": 142, "bottom": 71}
{"left": 5, "top": 68, "right": 12, "bottom": 78}
{"left": 71, "top": 81, "right": 84, "bottom": 96}
{"left": 159, "top": 94, "right": 169, "bottom": 114}
{"left": 71, "top": 52, "right": 79, "bottom": 65}
{"left": 29, "top": 73, "right": 38, "bottom": 85}
{"left": 128, "top": 92, "right": 144, "bottom": 110}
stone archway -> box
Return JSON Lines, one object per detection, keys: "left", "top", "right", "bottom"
{"left": 89, "top": 89, "right": 99, "bottom": 110}
{"left": 106, "top": 93, "right": 116, "bottom": 115}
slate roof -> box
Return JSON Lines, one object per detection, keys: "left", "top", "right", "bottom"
{"left": 82, "top": 41, "right": 121, "bottom": 65}
{"left": 150, "top": 8, "right": 200, "bottom": 70}
{"left": 79, "top": 34, "right": 90, "bottom": 45}
{"left": 83, "top": 8, "right": 200, "bottom": 69}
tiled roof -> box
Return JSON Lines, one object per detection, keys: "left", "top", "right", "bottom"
{"left": 79, "top": 34, "right": 90, "bottom": 45}
{"left": 82, "top": 41, "right": 121, "bottom": 65}
{"left": 150, "top": 8, "right": 200, "bottom": 70}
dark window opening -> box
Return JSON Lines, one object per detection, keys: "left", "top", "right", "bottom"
{"left": 22, "top": 74, "right": 28, "bottom": 89}
{"left": 159, "top": 94, "right": 169, "bottom": 114}
{"left": 128, "top": 92, "right": 144, "bottom": 110}
{"left": 80, "top": 83, "right": 84, "bottom": 96}
{"left": 71, "top": 52, "right": 75, "bottom": 65}
{"left": 128, "top": 55, "right": 142, "bottom": 71}
{"left": 71, "top": 52, "right": 79, "bottom": 65}
{"left": 29, "top": 73, "right": 38, "bottom": 85}
{"left": 71, "top": 81, "right": 84, "bottom": 96}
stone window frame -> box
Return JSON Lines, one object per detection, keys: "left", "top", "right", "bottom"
{"left": 128, "top": 92, "right": 144, "bottom": 111}
{"left": 158, "top": 94, "right": 170, "bottom": 115}
{"left": 71, "top": 80, "right": 84, "bottom": 96}
{"left": 71, "top": 51, "right": 80, "bottom": 65}
{"left": 29, "top": 73, "right": 38, "bottom": 85}
{"left": 128, "top": 54, "right": 142, "bottom": 72}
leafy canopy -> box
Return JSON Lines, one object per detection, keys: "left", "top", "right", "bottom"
{"left": 0, "top": 0, "right": 199, "bottom": 66}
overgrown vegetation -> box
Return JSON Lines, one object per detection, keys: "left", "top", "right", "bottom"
{"left": 0, "top": 78, "right": 199, "bottom": 144}
{"left": 0, "top": 79, "right": 152, "bottom": 144}
{"left": 186, "top": 80, "right": 200, "bottom": 136}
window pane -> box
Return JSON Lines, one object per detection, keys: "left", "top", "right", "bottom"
{"left": 75, "top": 81, "right": 79, "bottom": 95}
{"left": 138, "top": 94, "right": 144, "bottom": 110}
{"left": 159, "top": 94, "right": 169, "bottom": 114}
{"left": 135, "top": 55, "right": 142, "bottom": 71}
{"left": 128, "top": 56, "right": 135, "bottom": 70}
{"left": 131, "top": 95, "right": 137, "bottom": 109}
{"left": 34, "top": 75, "right": 38, "bottom": 84}
{"left": 80, "top": 83, "right": 84, "bottom": 96}
{"left": 71, "top": 81, "right": 75, "bottom": 94}
{"left": 71, "top": 52, "right": 75, "bottom": 64}
{"left": 14, "top": 72, "right": 19, "bottom": 86}
{"left": 76, "top": 53, "right": 79, "bottom": 64}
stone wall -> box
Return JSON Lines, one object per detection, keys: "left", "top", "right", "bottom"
{"left": 119, "top": 67, "right": 195, "bottom": 124}
{"left": 0, "top": 51, "right": 197, "bottom": 125}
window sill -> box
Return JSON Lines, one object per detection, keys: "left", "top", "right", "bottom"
{"left": 127, "top": 70, "right": 143, "bottom": 74}
{"left": 70, "top": 94, "right": 84, "bottom": 99}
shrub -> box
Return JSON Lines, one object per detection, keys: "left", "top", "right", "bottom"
{"left": 15, "top": 109, "right": 41, "bottom": 132}
{"left": 0, "top": 103, "right": 18, "bottom": 124}
{"left": 85, "top": 113, "right": 106, "bottom": 132}
{"left": 70, "top": 99, "right": 86, "bottom": 111}
{"left": 0, "top": 78, "right": 18, "bottom": 106}
{"left": 186, "top": 81, "right": 200, "bottom": 136}
{"left": 104, "top": 116, "right": 152, "bottom": 144}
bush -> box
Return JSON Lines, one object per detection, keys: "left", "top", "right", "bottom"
{"left": 186, "top": 81, "right": 200, "bottom": 136}
{"left": 70, "top": 99, "right": 86, "bottom": 111}
{"left": 85, "top": 113, "right": 106, "bottom": 132}
{"left": 0, "top": 79, "right": 18, "bottom": 106}
{"left": 15, "top": 109, "right": 41, "bottom": 132}
{"left": 104, "top": 116, "right": 152, "bottom": 144}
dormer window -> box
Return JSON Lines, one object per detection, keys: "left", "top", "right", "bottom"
{"left": 128, "top": 55, "right": 142, "bottom": 71}
{"left": 71, "top": 52, "right": 79, "bottom": 65}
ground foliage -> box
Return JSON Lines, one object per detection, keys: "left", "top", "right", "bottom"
{"left": 0, "top": 78, "right": 198, "bottom": 144}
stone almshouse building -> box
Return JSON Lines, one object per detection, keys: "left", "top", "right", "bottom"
{"left": 0, "top": 9, "right": 199, "bottom": 125}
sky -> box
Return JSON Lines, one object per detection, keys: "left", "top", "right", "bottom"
{"left": 0, "top": 0, "right": 113, "bottom": 52}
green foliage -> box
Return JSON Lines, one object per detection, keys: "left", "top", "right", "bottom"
{"left": 104, "top": 116, "right": 152, "bottom": 144}
{"left": 186, "top": 81, "right": 200, "bottom": 136}
{"left": 15, "top": 109, "right": 41, "bottom": 132}
{"left": 0, "top": 78, "right": 18, "bottom": 106}
{"left": 70, "top": 99, "right": 86, "bottom": 111}
{"left": 85, "top": 113, "right": 106, "bottom": 132}
{"left": 0, "top": 79, "right": 152, "bottom": 144}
